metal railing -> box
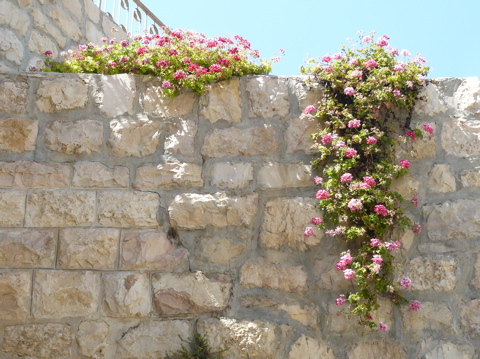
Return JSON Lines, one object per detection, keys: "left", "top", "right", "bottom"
{"left": 93, "top": 0, "right": 166, "bottom": 35}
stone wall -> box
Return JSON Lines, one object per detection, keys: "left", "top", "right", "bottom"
{"left": 0, "top": 72, "right": 479, "bottom": 358}
{"left": 0, "top": 0, "right": 127, "bottom": 73}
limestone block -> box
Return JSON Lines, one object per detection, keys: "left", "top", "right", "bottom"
{"left": 406, "top": 256, "right": 456, "bottom": 291}
{"left": 2, "top": 323, "right": 72, "bottom": 359}
{"left": 72, "top": 162, "right": 129, "bottom": 188}
{"left": 427, "top": 199, "right": 480, "bottom": 241}
{"left": 134, "top": 162, "right": 203, "bottom": 189}
{"left": 240, "top": 259, "right": 307, "bottom": 292}
{"left": 0, "top": 270, "right": 31, "bottom": 319}
{"left": 395, "top": 132, "right": 436, "bottom": 160}
{"left": 460, "top": 167, "right": 480, "bottom": 188}
{"left": 0, "top": 119, "right": 38, "bottom": 152}
{"left": 60, "top": 0, "right": 82, "bottom": 21}
{"left": 390, "top": 174, "right": 420, "bottom": 198}
{"left": 141, "top": 85, "right": 195, "bottom": 118}
{"left": 470, "top": 254, "right": 480, "bottom": 289}
{"left": 45, "top": 120, "right": 103, "bottom": 155}
{"left": 152, "top": 272, "right": 232, "bottom": 315}
{"left": 427, "top": 164, "right": 456, "bottom": 193}
{"left": 197, "top": 236, "right": 246, "bottom": 266}
{"left": 101, "top": 272, "right": 150, "bottom": 317}
{"left": 28, "top": 29, "right": 58, "bottom": 58}
{"left": 295, "top": 80, "right": 323, "bottom": 111}
{"left": 258, "top": 162, "right": 312, "bottom": 189}
{"left": 0, "top": 190, "right": 26, "bottom": 227}
{"left": 86, "top": 20, "right": 105, "bottom": 44}
{"left": 414, "top": 82, "right": 447, "bottom": 116}
{"left": 441, "top": 117, "right": 480, "bottom": 157}
{"left": 109, "top": 116, "right": 163, "bottom": 157}
{"left": 84, "top": 0, "right": 101, "bottom": 23}
{"left": 459, "top": 299, "right": 480, "bottom": 335}
{"left": 36, "top": 78, "right": 88, "bottom": 112}
{"left": 209, "top": 162, "right": 253, "bottom": 189}
{"left": 115, "top": 320, "right": 192, "bottom": 358}
{"left": 247, "top": 76, "right": 290, "bottom": 119}
{"left": 423, "top": 342, "right": 475, "bottom": 359}
{"left": 347, "top": 342, "right": 407, "bottom": 359}
{"left": 0, "top": 28, "right": 24, "bottom": 65}
{"left": 401, "top": 301, "right": 453, "bottom": 333}
{"left": 0, "top": 161, "right": 70, "bottom": 188}
{"left": 202, "top": 125, "right": 280, "bottom": 158}
{"left": 454, "top": 76, "right": 480, "bottom": 114}
{"left": 101, "top": 15, "right": 127, "bottom": 40}
{"left": 279, "top": 304, "right": 318, "bottom": 327}
{"left": 169, "top": 192, "right": 258, "bottom": 229}
{"left": 32, "top": 8, "right": 66, "bottom": 48}
{"left": 77, "top": 320, "right": 109, "bottom": 359}
{"left": 164, "top": 119, "right": 197, "bottom": 156}
{"left": 33, "top": 270, "right": 100, "bottom": 318}
{"left": 121, "top": 229, "right": 188, "bottom": 270}
{"left": 260, "top": 197, "right": 321, "bottom": 250}
{"left": 96, "top": 74, "right": 135, "bottom": 117}
{"left": 26, "top": 190, "right": 95, "bottom": 227}
{"left": 16, "top": 0, "right": 32, "bottom": 7}
{"left": 314, "top": 255, "right": 352, "bottom": 291}
{"left": 49, "top": 7, "right": 81, "bottom": 41}
{"left": 200, "top": 78, "right": 242, "bottom": 123}
{"left": 288, "top": 335, "right": 335, "bottom": 359}
{"left": 98, "top": 191, "right": 160, "bottom": 227}
{"left": 0, "top": 81, "right": 28, "bottom": 113}
{"left": 285, "top": 115, "right": 319, "bottom": 154}
{"left": 0, "top": 229, "right": 56, "bottom": 267}
{"left": 58, "top": 228, "right": 119, "bottom": 269}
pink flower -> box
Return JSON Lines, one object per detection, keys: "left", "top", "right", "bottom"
{"left": 209, "top": 64, "right": 223, "bottom": 73}
{"left": 409, "top": 300, "right": 421, "bottom": 311}
{"left": 311, "top": 217, "right": 323, "bottom": 225}
{"left": 362, "top": 36, "right": 373, "bottom": 44}
{"left": 168, "top": 48, "right": 178, "bottom": 56}
{"left": 321, "top": 134, "right": 333, "bottom": 145}
{"left": 372, "top": 263, "right": 381, "bottom": 273}
{"left": 423, "top": 123, "right": 434, "bottom": 134}
{"left": 394, "top": 64, "right": 404, "bottom": 72}
{"left": 393, "top": 89, "right": 402, "bottom": 97}
{"left": 78, "top": 44, "right": 87, "bottom": 50}
{"left": 412, "top": 196, "right": 419, "bottom": 207}
{"left": 173, "top": 70, "right": 186, "bottom": 79}
{"left": 324, "top": 65, "right": 334, "bottom": 72}
{"left": 366, "top": 136, "right": 377, "bottom": 144}
{"left": 109, "top": 38, "right": 115, "bottom": 44}
{"left": 101, "top": 37, "right": 108, "bottom": 43}
{"left": 363, "top": 176, "right": 376, "bottom": 187}
{"left": 372, "top": 254, "right": 383, "bottom": 264}
{"left": 44, "top": 50, "right": 52, "bottom": 56}
{"left": 304, "top": 227, "right": 314, "bottom": 237}
{"left": 313, "top": 176, "right": 323, "bottom": 185}
{"left": 333, "top": 53, "right": 343, "bottom": 59}
{"left": 349, "top": 59, "right": 359, "bottom": 65}
{"left": 340, "top": 173, "right": 353, "bottom": 183}
{"left": 376, "top": 37, "right": 388, "bottom": 47}
{"left": 370, "top": 238, "right": 381, "bottom": 247}
{"left": 348, "top": 198, "right": 362, "bottom": 211}
{"left": 399, "top": 160, "right": 410, "bottom": 169}
{"left": 385, "top": 241, "right": 400, "bottom": 251}
{"left": 336, "top": 140, "right": 346, "bottom": 148}
{"left": 344, "top": 148, "right": 357, "bottom": 158}
{"left": 121, "top": 40, "right": 129, "bottom": 47}
{"left": 344, "top": 87, "right": 355, "bottom": 96}
{"left": 335, "top": 294, "right": 346, "bottom": 306}
{"left": 400, "top": 277, "right": 412, "bottom": 289}
{"left": 350, "top": 70, "right": 363, "bottom": 78}
{"left": 412, "top": 223, "right": 422, "bottom": 234}
{"left": 136, "top": 47, "right": 149, "bottom": 56}
{"left": 348, "top": 119, "right": 361, "bottom": 128}
{"left": 321, "top": 54, "right": 332, "bottom": 63}
{"left": 316, "top": 190, "right": 330, "bottom": 200}
{"left": 378, "top": 322, "right": 388, "bottom": 332}
{"left": 183, "top": 57, "right": 191, "bottom": 64}
{"left": 406, "top": 130, "right": 417, "bottom": 140}
{"left": 161, "top": 81, "right": 172, "bottom": 88}
{"left": 344, "top": 269, "right": 355, "bottom": 280}
{"left": 401, "top": 49, "right": 411, "bottom": 57}
{"left": 365, "top": 59, "right": 378, "bottom": 68}
{"left": 119, "top": 57, "right": 128, "bottom": 63}
{"left": 374, "top": 204, "right": 388, "bottom": 216}
{"left": 304, "top": 105, "right": 316, "bottom": 114}
{"left": 156, "top": 59, "right": 170, "bottom": 67}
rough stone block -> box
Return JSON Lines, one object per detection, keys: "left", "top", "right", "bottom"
{"left": 285, "top": 115, "right": 318, "bottom": 154}
{"left": 406, "top": 256, "right": 456, "bottom": 291}
{"left": 200, "top": 78, "right": 242, "bottom": 123}
{"left": 441, "top": 117, "right": 480, "bottom": 157}
{"left": 470, "top": 253, "right": 480, "bottom": 289}
{"left": 0, "top": 190, "right": 26, "bottom": 227}
{"left": 0, "top": 270, "right": 31, "bottom": 319}
{"left": 459, "top": 299, "right": 480, "bottom": 335}
{"left": 347, "top": 342, "right": 407, "bottom": 359}
{"left": 258, "top": 162, "right": 312, "bottom": 189}
{"left": 414, "top": 82, "right": 447, "bottom": 116}
{"left": 0, "top": 119, "right": 38, "bottom": 152}
{"left": 454, "top": 77, "right": 480, "bottom": 114}
{"left": 423, "top": 341, "right": 475, "bottom": 359}
{"left": 0, "top": 0, "right": 31, "bottom": 36}
{"left": 49, "top": 7, "right": 81, "bottom": 41}
{"left": 247, "top": 76, "right": 290, "bottom": 119}
{"left": 96, "top": 74, "right": 135, "bottom": 117}
{"left": 0, "top": 81, "right": 27, "bottom": 113}
{"left": 197, "top": 235, "right": 246, "bottom": 266}
{"left": 84, "top": 0, "right": 101, "bottom": 23}
{"left": 77, "top": 320, "right": 109, "bottom": 359}
{"left": 295, "top": 80, "right": 323, "bottom": 111}
{"left": 0, "top": 28, "right": 24, "bottom": 65}
{"left": 208, "top": 162, "right": 253, "bottom": 189}
{"left": 141, "top": 84, "right": 195, "bottom": 118}
{"left": 60, "top": 0, "right": 82, "bottom": 21}
{"left": 134, "top": 162, "right": 203, "bottom": 189}
{"left": 72, "top": 161, "right": 129, "bottom": 188}
{"left": 428, "top": 164, "right": 456, "bottom": 193}
{"left": 36, "top": 77, "right": 87, "bottom": 112}
{"left": 45, "top": 120, "right": 103, "bottom": 155}
{"left": 279, "top": 303, "right": 318, "bottom": 327}
{"left": 0, "top": 161, "right": 70, "bottom": 188}
{"left": 460, "top": 167, "right": 480, "bottom": 188}
{"left": 32, "top": 8, "right": 66, "bottom": 48}
{"left": 164, "top": 119, "right": 197, "bottom": 156}
{"left": 288, "top": 335, "right": 335, "bottom": 359}
{"left": 401, "top": 301, "right": 453, "bottom": 333}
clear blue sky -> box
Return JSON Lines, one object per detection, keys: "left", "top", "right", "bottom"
{"left": 140, "top": 0, "right": 478, "bottom": 79}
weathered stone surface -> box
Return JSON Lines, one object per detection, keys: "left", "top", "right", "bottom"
{"left": 427, "top": 199, "right": 480, "bottom": 241}
{"left": 260, "top": 197, "right": 321, "bottom": 250}
{"left": 2, "top": 323, "right": 72, "bottom": 359}
{"left": 258, "top": 162, "right": 312, "bottom": 189}
{"left": 247, "top": 76, "right": 290, "bottom": 119}
{"left": 0, "top": 81, "right": 27, "bottom": 113}
{"left": 390, "top": 174, "right": 420, "bottom": 199}
{"left": 415, "top": 82, "right": 447, "bottom": 116}
{"left": 0, "top": 118, "right": 38, "bottom": 152}
{"left": 36, "top": 78, "right": 87, "bottom": 112}
{"left": 0, "top": 0, "right": 31, "bottom": 36}
{"left": 0, "top": 270, "right": 31, "bottom": 319}
{"left": 460, "top": 167, "right": 480, "bottom": 188}
{"left": 285, "top": 115, "right": 318, "bottom": 154}
{"left": 401, "top": 301, "right": 453, "bottom": 333}
{"left": 288, "top": 335, "right": 335, "bottom": 359}
{"left": 102, "top": 272, "right": 150, "bottom": 317}
{"left": 470, "top": 254, "right": 480, "bottom": 289}
{"left": 202, "top": 125, "right": 280, "bottom": 158}
{"left": 0, "top": 28, "right": 24, "bottom": 65}
{"left": 134, "top": 162, "right": 203, "bottom": 189}
{"left": 459, "top": 299, "right": 480, "bottom": 335}
{"left": 152, "top": 272, "right": 232, "bottom": 315}
{"left": 45, "top": 120, "right": 103, "bottom": 155}
{"left": 101, "top": 15, "right": 127, "bottom": 40}
{"left": 454, "top": 77, "right": 480, "bottom": 114}
{"left": 0, "top": 229, "right": 56, "bottom": 267}
{"left": 164, "top": 119, "right": 197, "bottom": 156}
{"left": 33, "top": 270, "right": 99, "bottom": 318}
{"left": 295, "top": 80, "right": 323, "bottom": 111}
{"left": 0, "top": 190, "right": 26, "bottom": 227}
{"left": 169, "top": 192, "right": 258, "bottom": 229}
{"left": 240, "top": 258, "right": 307, "bottom": 292}
{"left": 60, "top": 0, "right": 82, "bottom": 21}
{"left": 314, "top": 255, "right": 352, "bottom": 291}
{"left": 77, "top": 320, "right": 109, "bottom": 359}
{"left": 96, "top": 74, "right": 135, "bottom": 117}
{"left": 406, "top": 256, "right": 456, "bottom": 291}
{"left": 58, "top": 228, "right": 119, "bottom": 269}
{"left": 72, "top": 161, "right": 129, "bottom": 188}
{"left": 49, "top": 7, "right": 81, "bottom": 41}
{"left": 98, "top": 191, "right": 160, "bottom": 227}
{"left": 32, "top": 8, "right": 66, "bottom": 48}
{"left": 197, "top": 236, "right": 246, "bottom": 266}
{"left": 395, "top": 131, "right": 436, "bottom": 160}
{"left": 278, "top": 303, "right": 318, "bottom": 327}
{"left": 209, "top": 162, "right": 253, "bottom": 189}
{"left": 121, "top": 229, "right": 188, "bottom": 270}
{"left": 109, "top": 116, "right": 163, "bottom": 157}
{"left": 200, "top": 78, "right": 242, "bottom": 123}
{"left": 84, "top": 0, "right": 101, "bottom": 23}
{"left": 86, "top": 20, "right": 104, "bottom": 45}
{"left": 0, "top": 161, "right": 70, "bottom": 188}
{"left": 116, "top": 320, "right": 191, "bottom": 358}
{"left": 428, "top": 164, "right": 456, "bottom": 193}
{"left": 347, "top": 342, "right": 407, "bottom": 359}
{"left": 26, "top": 190, "right": 95, "bottom": 227}
{"left": 141, "top": 85, "right": 195, "bottom": 118}
{"left": 423, "top": 341, "right": 475, "bottom": 359}
{"left": 441, "top": 117, "right": 480, "bottom": 157}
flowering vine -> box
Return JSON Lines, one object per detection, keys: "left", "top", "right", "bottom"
{"left": 301, "top": 31, "right": 431, "bottom": 330}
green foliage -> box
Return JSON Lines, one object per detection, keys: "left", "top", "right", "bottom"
{"left": 166, "top": 330, "right": 227, "bottom": 359}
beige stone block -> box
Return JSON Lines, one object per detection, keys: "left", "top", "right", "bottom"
{"left": 200, "top": 78, "right": 242, "bottom": 123}
{"left": 0, "top": 0, "right": 30, "bottom": 36}
{"left": 16, "top": 0, "right": 32, "bottom": 7}
{"left": 240, "top": 258, "right": 307, "bottom": 292}
{"left": 49, "top": 7, "right": 81, "bottom": 41}
{"left": 164, "top": 119, "right": 197, "bottom": 156}
{"left": 0, "top": 119, "right": 38, "bottom": 152}
{"left": 347, "top": 342, "right": 407, "bottom": 359}
{"left": 101, "top": 272, "right": 150, "bottom": 317}
{"left": 77, "top": 320, "right": 109, "bottom": 359}
{"left": 0, "top": 28, "right": 24, "bottom": 65}
{"left": 0, "top": 190, "right": 26, "bottom": 227}
{"left": 390, "top": 174, "right": 420, "bottom": 199}
{"left": 428, "top": 164, "right": 456, "bottom": 193}
{"left": 84, "top": 0, "right": 101, "bottom": 23}
{"left": 295, "top": 80, "right": 323, "bottom": 111}
{"left": 459, "top": 299, "right": 480, "bottom": 335}
{"left": 72, "top": 161, "right": 129, "bottom": 188}
{"left": 423, "top": 341, "right": 475, "bottom": 359}
{"left": 260, "top": 197, "right": 321, "bottom": 250}
{"left": 247, "top": 76, "right": 290, "bottom": 119}
{"left": 470, "top": 253, "right": 480, "bottom": 289}
{"left": 258, "top": 162, "right": 312, "bottom": 189}
{"left": 0, "top": 161, "right": 70, "bottom": 188}
{"left": 141, "top": 84, "right": 195, "bottom": 118}
{"left": 59, "top": 228, "right": 119, "bottom": 270}
{"left": 288, "top": 335, "right": 335, "bottom": 359}
{"left": 406, "top": 256, "right": 456, "bottom": 291}
{"left": 101, "top": 15, "right": 127, "bottom": 40}
{"left": 414, "top": 82, "right": 447, "bottom": 116}
{"left": 454, "top": 76, "right": 480, "bottom": 114}
{"left": 33, "top": 270, "right": 100, "bottom": 318}
{"left": 460, "top": 167, "right": 480, "bottom": 188}
{"left": 86, "top": 20, "right": 105, "bottom": 44}
{"left": 202, "top": 125, "right": 280, "bottom": 158}
{"left": 441, "top": 117, "right": 480, "bottom": 157}
{"left": 98, "top": 191, "right": 160, "bottom": 227}
{"left": 0, "top": 81, "right": 27, "bottom": 113}
{"left": 134, "top": 162, "right": 203, "bottom": 189}
{"left": 45, "top": 120, "right": 103, "bottom": 155}
{"left": 25, "top": 190, "right": 96, "bottom": 227}
{"left": 152, "top": 272, "right": 231, "bottom": 315}
{"left": 116, "top": 320, "right": 192, "bottom": 358}
{"left": 279, "top": 303, "right": 318, "bottom": 327}
{"left": 109, "top": 115, "right": 163, "bottom": 157}
{"left": 197, "top": 236, "right": 245, "bottom": 266}
{"left": 2, "top": 323, "right": 72, "bottom": 359}
{"left": 32, "top": 8, "right": 66, "bottom": 48}
{"left": 314, "top": 255, "right": 352, "bottom": 291}
{"left": 96, "top": 74, "right": 135, "bottom": 117}
{"left": 285, "top": 115, "right": 319, "bottom": 154}
{"left": 0, "top": 270, "right": 31, "bottom": 319}
{"left": 169, "top": 192, "right": 258, "bottom": 229}
{"left": 28, "top": 29, "right": 58, "bottom": 58}
{"left": 401, "top": 301, "right": 453, "bottom": 333}
{"left": 121, "top": 229, "right": 189, "bottom": 270}
{"left": 60, "top": 0, "right": 82, "bottom": 21}
{"left": 36, "top": 78, "right": 88, "bottom": 112}
{"left": 0, "top": 229, "right": 56, "bottom": 267}
{"left": 208, "top": 162, "right": 253, "bottom": 189}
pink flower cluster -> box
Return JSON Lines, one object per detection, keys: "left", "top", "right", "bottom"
{"left": 344, "top": 269, "right": 355, "bottom": 280}
{"left": 348, "top": 119, "right": 361, "bottom": 128}
{"left": 311, "top": 217, "right": 323, "bottom": 225}
{"left": 374, "top": 204, "right": 388, "bottom": 216}
{"left": 321, "top": 134, "right": 333, "bottom": 146}
{"left": 400, "top": 277, "right": 412, "bottom": 289}
{"left": 423, "top": 123, "right": 434, "bottom": 134}
{"left": 336, "top": 252, "right": 353, "bottom": 271}
{"left": 366, "top": 136, "right": 377, "bottom": 144}
{"left": 304, "top": 227, "right": 314, "bottom": 237}
{"left": 348, "top": 198, "right": 362, "bottom": 211}
{"left": 399, "top": 160, "right": 410, "bottom": 169}
{"left": 409, "top": 300, "right": 421, "bottom": 311}
{"left": 313, "top": 176, "right": 323, "bottom": 185}
{"left": 304, "top": 105, "right": 316, "bottom": 114}
{"left": 344, "top": 148, "right": 357, "bottom": 158}
{"left": 344, "top": 87, "right": 355, "bottom": 96}
{"left": 365, "top": 59, "right": 378, "bottom": 68}
{"left": 378, "top": 322, "right": 388, "bottom": 332}
{"left": 335, "top": 294, "right": 346, "bottom": 306}
{"left": 316, "top": 189, "right": 330, "bottom": 200}
{"left": 340, "top": 173, "right": 353, "bottom": 183}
